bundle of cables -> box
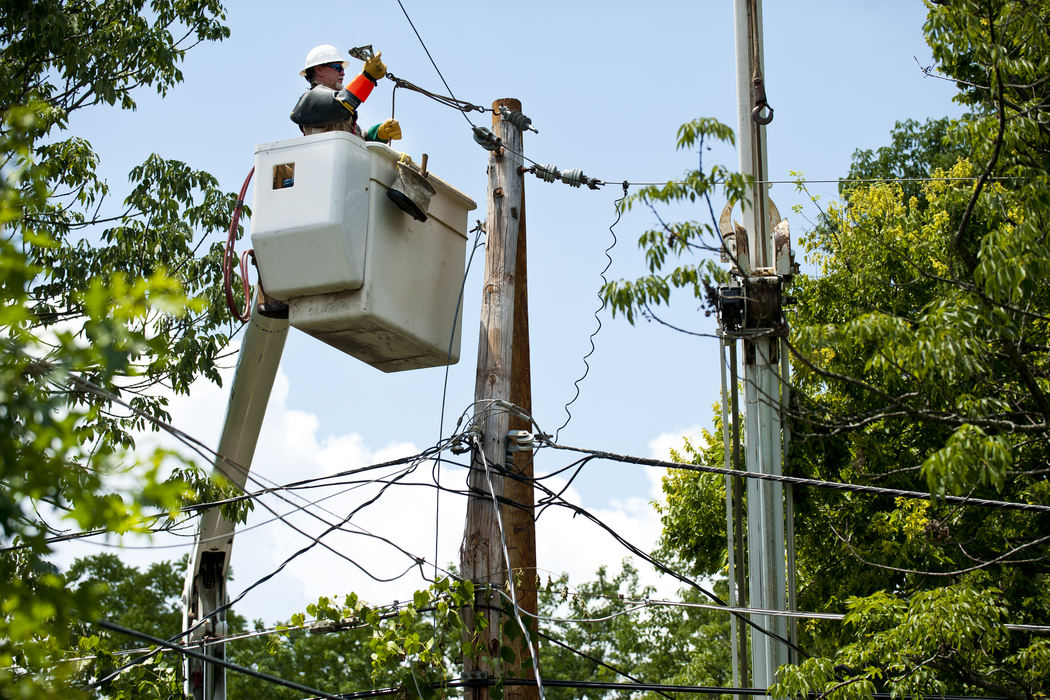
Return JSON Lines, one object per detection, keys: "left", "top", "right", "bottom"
{"left": 223, "top": 167, "right": 256, "bottom": 322}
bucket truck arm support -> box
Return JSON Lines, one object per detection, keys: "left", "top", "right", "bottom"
{"left": 182, "top": 308, "right": 289, "bottom": 700}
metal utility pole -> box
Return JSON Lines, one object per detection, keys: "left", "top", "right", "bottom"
{"left": 732, "top": 0, "right": 793, "bottom": 692}
{"left": 720, "top": 340, "right": 749, "bottom": 695}
{"left": 460, "top": 98, "right": 538, "bottom": 699}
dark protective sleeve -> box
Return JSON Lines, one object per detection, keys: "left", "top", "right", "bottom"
{"left": 290, "top": 85, "right": 362, "bottom": 128}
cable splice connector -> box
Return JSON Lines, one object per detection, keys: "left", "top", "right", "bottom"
{"left": 472, "top": 125, "right": 502, "bottom": 152}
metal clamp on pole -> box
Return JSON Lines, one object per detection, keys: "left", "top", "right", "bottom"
{"left": 751, "top": 76, "right": 774, "bottom": 125}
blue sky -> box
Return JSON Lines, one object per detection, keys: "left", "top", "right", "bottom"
{"left": 61, "top": 1, "right": 965, "bottom": 623}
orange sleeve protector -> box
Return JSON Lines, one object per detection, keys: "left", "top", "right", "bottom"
{"left": 345, "top": 73, "right": 376, "bottom": 105}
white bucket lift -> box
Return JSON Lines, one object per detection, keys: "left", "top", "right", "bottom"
{"left": 184, "top": 134, "right": 476, "bottom": 698}
{"left": 250, "top": 132, "right": 477, "bottom": 372}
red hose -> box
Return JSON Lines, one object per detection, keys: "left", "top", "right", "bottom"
{"left": 223, "top": 167, "right": 255, "bottom": 322}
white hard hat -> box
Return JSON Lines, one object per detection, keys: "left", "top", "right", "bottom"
{"left": 300, "top": 44, "right": 349, "bottom": 76}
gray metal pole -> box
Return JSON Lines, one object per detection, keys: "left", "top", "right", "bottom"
{"left": 733, "top": 0, "right": 791, "bottom": 692}
{"left": 722, "top": 337, "right": 749, "bottom": 697}
{"left": 720, "top": 339, "right": 739, "bottom": 691}
{"left": 782, "top": 339, "right": 798, "bottom": 663}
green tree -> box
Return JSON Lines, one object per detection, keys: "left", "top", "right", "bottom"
{"left": 226, "top": 621, "right": 376, "bottom": 700}
{"left": 538, "top": 562, "right": 731, "bottom": 698}
{"left": 605, "top": 1, "right": 1050, "bottom": 697}
{"left": 55, "top": 554, "right": 379, "bottom": 699}
{"left": 62, "top": 554, "right": 210, "bottom": 697}
{"left": 844, "top": 116, "right": 971, "bottom": 204}
{"left": 0, "top": 1, "right": 243, "bottom": 696}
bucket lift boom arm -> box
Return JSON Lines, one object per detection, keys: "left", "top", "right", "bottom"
{"left": 182, "top": 308, "right": 289, "bottom": 700}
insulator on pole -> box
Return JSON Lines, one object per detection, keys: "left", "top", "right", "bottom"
{"left": 500, "top": 107, "right": 539, "bottom": 134}
{"left": 526, "top": 163, "right": 601, "bottom": 190}
{"left": 561, "top": 168, "right": 585, "bottom": 187}
{"left": 472, "top": 125, "right": 503, "bottom": 151}
{"left": 533, "top": 163, "right": 559, "bottom": 183}
{"left": 560, "top": 168, "right": 600, "bottom": 189}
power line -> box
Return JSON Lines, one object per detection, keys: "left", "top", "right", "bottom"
{"left": 527, "top": 585, "right": 1050, "bottom": 634}
{"left": 327, "top": 675, "right": 1010, "bottom": 699}
{"left": 486, "top": 455, "right": 808, "bottom": 660}
{"left": 436, "top": 224, "right": 486, "bottom": 586}
{"left": 474, "top": 436, "right": 546, "bottom": 699}
{"left": 52, "top": 371, "right": 468, "bottom": 578}
{"left": 42, "top": 353, "right": 1048, "bottom": 692}
{"left": 89, "top": 449, "right": 432, "bottom": 688}
{"left": 535, "top": 628, "right": 676, "bottom": 700}
{"left": 391, "top": 0, "right": 476, "bottom": 128}
{"left": 95, "top": 620, "right": 345, "bottom": 700}
{"left": 541, "top": 439, "right": 1050, "bottom": 514}
{"left": 555, "top": 183, "right": 628, "bottom": 441}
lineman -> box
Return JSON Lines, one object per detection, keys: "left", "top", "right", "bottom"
{"left": 290, "top": 44, "right": 401, "bottom": 142}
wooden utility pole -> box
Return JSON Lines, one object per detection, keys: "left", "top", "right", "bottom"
{"left": 460, "top": 98, "right": 538, "bottom": 699}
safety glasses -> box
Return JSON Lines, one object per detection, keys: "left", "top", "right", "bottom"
{"left": 326, "top": 62, "right": 345, "bottom": 73}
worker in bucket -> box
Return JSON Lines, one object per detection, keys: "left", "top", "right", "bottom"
{"left": 291, "top": 44, "right": 402, "bottom": 142}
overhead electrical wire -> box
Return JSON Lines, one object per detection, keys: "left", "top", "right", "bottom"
{"left": 91, "top": 430, "right": 464, "bottom": 688}
{"left": 52, "top": 367, "right": 1048, "bottom": 689}
{"left": 90, "top": 451, "right": 432, "bottom": 688}
{"left": 489, "top": 455, "right": 806, "bottom": 659}
{"left": 435, "top": 223, "right": 486, "bottom": 586}
{"left": 474, "top": 435, "right": 546, "bottom": 700}
{"left": 390, "top": 0, "right": 478, "bottom": 129}
{"left": 95, "top": 620, "right": 346, "bottom": 700}
{"left": 20, "top": 8, "right": 1036, "bottom": 695}
{"left": 554, "top": 182, "right": 628, "bottom": 441}
{"left": 540, "top": 438, "right": 1050, "bottom": 515}
{"left": 51, "top": 374, "right": 445, "bottom": 583}
{"left": 522, "top": 584, "right": 1050, "bottom": 633}
{"left": 383, "top": 0, "right": 1029, "bottom": 202}
{"left": 44, "top": 371, "right": 1049, "bottom": 546}
{"left": 16, "top": 452, "right": 455, "bottom": 552}
{"left": 534, "top": 629, "right": 676, "bottom": 700}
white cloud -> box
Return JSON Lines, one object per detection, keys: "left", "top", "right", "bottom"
{"left": 54, "top": 357, "right": 709, "bottom": 624}
{"left": 648, "top": 425, "right": 706, "bottom": 461}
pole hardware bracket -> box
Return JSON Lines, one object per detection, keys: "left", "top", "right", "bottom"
{"left": 506, "top": 429, "right": 535, "bottom": 452}
{"left": 717, "top": 274, "right": 787, "bottom": 338}
{"left": 745, "top": 273, "right": 784, "bottom": 330}
{"left": 751, "top": 75, "right": 774, "bottom": 125}
{"left": 717, "top": 285, "right": 747, "bottom": 332}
